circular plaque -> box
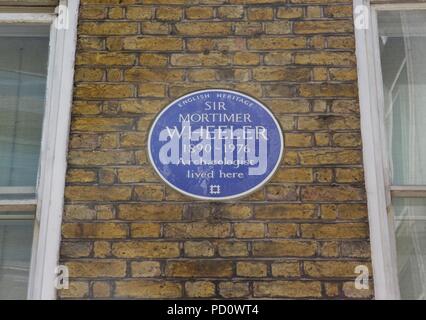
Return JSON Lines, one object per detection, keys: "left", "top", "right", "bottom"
{"left": 148, "top": 89, "right": 284, "bottom": 200}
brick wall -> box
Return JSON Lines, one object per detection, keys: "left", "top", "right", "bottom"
{"left": 59, "top": 0, "right": 372, "bottom": 299}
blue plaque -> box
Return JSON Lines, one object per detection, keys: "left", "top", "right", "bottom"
{"left": 148, "top": 89, "right": 284, "bottom": 200}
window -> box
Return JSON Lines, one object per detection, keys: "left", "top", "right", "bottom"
{"left": 0, "top": 1, "right": 78, "bottom": 300}
{"left": 355, "top": 1, "right": 426, "bottom": 299}
{"left": 0, "top": 24, "right": 50, "bottom": 299}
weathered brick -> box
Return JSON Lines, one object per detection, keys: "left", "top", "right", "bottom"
{"left": 131, "top": 261, "right": 161, "bottom": 277}
{"left": 184, "top": 241, "right": 215, "bottom": 257}
{"left": 236, "top": 262, "right": 267, "bottom": 277}
{"left": 186, "top": 6, "right": 214, "bottom": 19}
{"left": 164, "top": 223, "right": 231, "bottom": 238}
{"left": 166, "top": 260, "right": 233, "bottom": 277}
{"left": 66, "top": 260, "right": 126, "bottom": 278}
{"left": 304, "top": 261, "right": 371, "bottom": 278}
{"left": 123, "top": 37, "right": 182, "bottom": 51}
{"left": 271, "top": 262, "right": 300, "bottom": 277}
{"left": 115, "top": 280, "right": 182, "bottom": 298}
{"left": 185, "top": 281, "right": 215, "bottom": 298}
{"left": 218, "top": 282, "right": 249, "bottom": 298}
{"left": 234, "top": 223, "right": 264, "bottom": 238}
{"left": 131, "top": 223, "right": 161, "bottom": 238}
{"left": 79, "top": 22, "right": 138, "bottom": 35}
{"left": 253, "top": 240, "right": 316, "bottom": 257}
{"left": 294, "top": 20, "right": 353, "bottom": 34}
{"left": 301, "top": 223, "right": 369, "bottom": 239}
{"left": 176, "top": 22, "right": 232, "bottom": 36}
{"left": 118, "top": 204, "right": 182, "bottom": 221}
{"left": 255, "top": 204, "right": 316, "bottom": 220}
{"left": 268, "top": 223, "right": 298, "bottom": 238}
{"left": 62, "top": 223, "right": 128, "bottom": 239}
{"left": 217, "top": 241, "right": 249, "bottom": 257}
{"left": 112, "top": 241, "right": 180, "bottom": 258}
{"left": 65, "top": 186, "right": 132, "bottom": 201}
{"left": 217, "top": 6, "right": 244, "bottom": 19}
{"left": 75, "top": 83, "right": 134, "bottom": 99}
{"left": 254, "top": 281, "right": 322, "bottom": 298}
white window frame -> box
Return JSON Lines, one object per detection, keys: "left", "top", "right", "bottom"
{"left": 354, "top": 0, "right": 426, "bottom": 299}
{"left": 0, "top": 0, "right": 79, "bottom": 300}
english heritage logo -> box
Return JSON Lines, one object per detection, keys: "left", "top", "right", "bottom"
{"left": 148, "top": 89, "right": 284, "bottom": 200}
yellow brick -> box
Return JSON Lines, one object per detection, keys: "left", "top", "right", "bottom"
{"left": 93, "top": 282, "right": 111, "bottom": 298}
{"left": 139, "top": 53, "right": 168, "bottom": 67}
{"left": 254, "top": 204, "right": 316, "bottom": 220}
{"left": 131, "top": 223, "right": 161, "bottom": 238}
{"left": 141, "top": 22, "right": 169, "bottom": 35}
{"left": 62, "top": 223, "right": 127, "bottom": 239}
{"left": 265, "top": 21, "right": 292, "bottom": 34}
{"left": 123, "top": 37, "right": 182, "bottom": 51}
{"left": 126, "top": 6, "right": 152, "bottom": 20}
{"left": 294, "top": 20, "right": 353, "bottom": 34}
{"left": 304, "top": 261, "right": 371, "bottom": 278}
{"left": 253, "top": 67, "right": 310, "bottom": 81}
{"left": 75, "top": 83, "right": 134, "bottom": 99}
{"left": 184, "top": 241, "right": 215, "bottom": 257}
{"left": 74, "top": 67, "right": 104, "bottom": 81}
{"left": 248, "top": 7, "right": 273, "bottom": 20}
{"left": 125, "top": 68, "right": 184, "bottom": 81}
{"left": 138, "top": 83, "right": 165, "bottom": 97}
{"left": 336, "top": 168, "right": 364, "bottom": 183}
{"left": 65, "top": 186, "right": 132, "bottom": 201}
{"left": 295, "top": 51, "right": 355, "bottom": 66}
{"left": 271, "top": 168, "right": 313, "bottom": 183}
{"left": 248, "top": 37, "right": 306, "bottom": 50}
{"left": 276, "top": 7, "right": 304, "bottom": 19}
{"left": 285, "top": 133, "right": 313, "bottom": 147}
{"left": 72, "top": 117, "right": 133, "bottom": 132}
{"left": 217, "top": 6, "right": 244, "bottom": 19}
{"left": 66, "top": 260, "right": 126, "bottom": 278}
{"left": 298, "top": 149, "right": 362, "bottom": 165}
{"left": 218, "top": 282, "right": 249, "bottom": 298}
{"left": 253, "top": 240, "right": 316, "bottom": 257}
{"left": 134, "top": 185, "right": 164, "bottom": 201}
{"left": 266, "top": 185, "right": 298, "bottom": 201}
{"left": 338, "top": 204, "right": 368, "bottom": 220}
{"left": 175, "top": 22, "right": 232, "bottom": 36}
{"left": 254, "top": 281, "right": 321, "bottom": 298}
{"left": 271, "top": 262, "right": 300, "bottom": 277}
{"left": 234, "top": 223, "right": 264, "bottom": 239}
{"left": 58, "top": 281, "right": 89, "bottom": 299}
{"left": 343, "top": 282, "right": 373, "bottom": 298}
{"left": 301, "top": 223, "right": 369, "bottom": 239}
{"left": 108, "top": 7, "right": 123, "bottom": 19}
{"left": 268, "top": 223, "right": 298, "bottom": 238}
{"left": 66, "top": 169, "right": 97, "bottom": 183}
{"left": 185, "top": 281, "right": 215, "bottom": 298}
{"left": 79, "top": 22, "right": 138, "bottom": 35}
{"left": 301, "top": 186, "right": 365, "bottom": 201}
{"left": 60, "top": 242, "right": 91, "bottom": 258}
{"left": 156, "top": 7, "right": 182, "bottom": 21}
{"left": 233, "top": 52, "right": 259, "bottom": 65}
{"left": 115, "top": 280, "right": 182, "bottom": 298}
{"left": 164, "top": 223, "right": 231, "bottom": 238}
{"left": 131, "top": 261, "right": 161, "bottom": 277}
{"left": 236, "top": 262, "right": 267, "bottom": 277}
{"left": 93, "top": 241, "right": 111, "bottom": 258}
{"left": 112, "top": 241, "right": 180, "bottom": 258}
{"left": 68, "top": 151, "right": 133, "bottom": 166}
{"left": 186, "top": 7, "right": 214, "bottom": 19}
{"left": 166, "top": 260, "right": 233, "bottom": 277}
{"left": 80, "top": 6, "right": 105, "bottom": 19}
{"left": 118, "top": 204, "right": 183, "bottom": 221}
{"left": 217, "top": 241, "right": 248, "bottom": 257}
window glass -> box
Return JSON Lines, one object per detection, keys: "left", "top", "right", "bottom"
{"left": 0, "top": 25, "right": 49, "bottom": 189}
{"left": 0, "top": 216, "right": 34, "bottom": 299}
{"left": 378, "top": 11, "right": 426, "bottom": 186}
